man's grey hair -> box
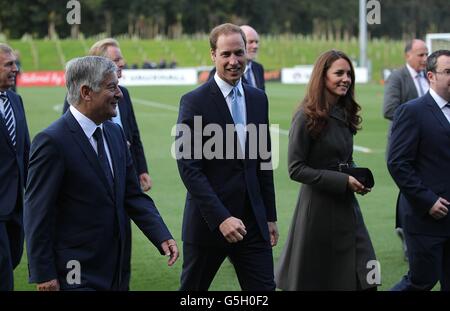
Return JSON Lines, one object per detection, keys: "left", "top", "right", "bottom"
{"left": 0, "top": 43, "right": 14, "bottom": 55}
{"left": 65, "top": 56, "right": 117, "bottom": 106}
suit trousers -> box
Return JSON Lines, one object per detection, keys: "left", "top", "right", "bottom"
{"left": 0, "top": 221, "right": 14, "bottom": 291}
{"left": 180, "top": 199, "right": 275, "bottom": 291}
{"left": 391, "top": 232, "right": 450, "bottom": 291}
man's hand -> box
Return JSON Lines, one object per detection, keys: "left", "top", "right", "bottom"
{"left": 160, "top": 239, "right": 179, "bottom": 266}
{"left": 348, "top": 176, "right": 371, "bottom": 195}
{"left": 139, "top": 173, "right": 153, "bottom": 192}
{"left": 429, "top": 197, "right": 449, "bottom": 220}
{"left": 268, "top": 222, "right": 279, "bottom": 247}
{"left": 37, "top": 279, "right": 60, "bottom": 291}
{"left": 219, "top": 217, "right": 247, "bottom": 243}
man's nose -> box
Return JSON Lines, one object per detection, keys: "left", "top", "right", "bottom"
{"left": 115, "top": 86, "right": 123, "bottom": 98}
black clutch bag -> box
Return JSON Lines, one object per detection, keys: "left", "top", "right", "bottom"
{"left": 340, "top": 167, "right": 375, "bottom": 188}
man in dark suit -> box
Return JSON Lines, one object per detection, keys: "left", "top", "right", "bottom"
{"left": 208, "top": 25, "right": 265, "bottom": 91}
{"left": 62, "top": 39, "right": 153, "bottom": 288}
{"left": 24, "top": 56, "right": 178, "bottom": 291}
{"left": 176, "top": 23, "right": 278, "bottom": 291}
{"left": 383, "top": 39, "right": 429, "bottom": 259}
{"left": 388, "top": 50, "right": 450, "bottom": 291}
{"left": 62, "top": 38, "right": 152, "bottom": 192}
{"left": 0, "top": 43, "right": 30, "bottom": 291}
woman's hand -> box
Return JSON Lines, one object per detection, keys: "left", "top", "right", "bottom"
{"left": 348, "top": 175, "right": 371, "bottom": 195}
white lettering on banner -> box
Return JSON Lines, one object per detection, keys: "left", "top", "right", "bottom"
{"left": 281, "top": 66, "right": 369, "bottom": 84}
{"left": 120, "top": 69, "right": 198, "bottom": 86}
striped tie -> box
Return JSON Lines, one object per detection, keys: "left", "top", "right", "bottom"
{"left": 1, "top": 92, "right": 16, "bottom": 146}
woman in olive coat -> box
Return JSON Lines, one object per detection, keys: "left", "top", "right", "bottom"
{"left": 275, "top": 50, "right": 378, "bottom": 290}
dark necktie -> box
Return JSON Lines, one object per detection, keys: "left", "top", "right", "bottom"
{"left": 0, "top": 92, "right": 16, "bottom": 146}
{"left": 93, "top": 127, "right": 114, "bottom": 191}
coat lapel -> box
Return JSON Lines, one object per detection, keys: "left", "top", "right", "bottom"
{"left": 103, "top": 122, "right": 121, "bottom": 201}
{"left": 63, "top": 111, "right": 114, "bottom": 198}
{"left": 210, "top": 79, "right": 235, "bottom": 125}
{"left": 403, "top": 66, "right": 419, "bottom": 98}
{"left": 426, "top": 93, "right": 450, "bottom": 138}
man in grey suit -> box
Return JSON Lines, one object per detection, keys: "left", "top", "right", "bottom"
{"left": 383, "top": 39, "right": 429, "bottom": 260}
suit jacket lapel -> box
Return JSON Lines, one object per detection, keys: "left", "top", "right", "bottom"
{"left": 103, "top": 122, "right": 121, "bottom": 200}
{"left": 63, "top": 111, "right": 114, "bottom": 198}
{"left": 210, "top": 79, "right": 235, "bottom": 125}
{"left": 426, "top": 93, "right": 450, "bottom": 138}
{"left": 403, "top": 66, "right": 419, "bottom": 98}
{"left": 251, "top": 65, "right": 260, "bottom": 89}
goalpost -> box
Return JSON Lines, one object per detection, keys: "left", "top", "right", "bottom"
{"left": 426, "top": 33, "right": 450, "bottom": 53}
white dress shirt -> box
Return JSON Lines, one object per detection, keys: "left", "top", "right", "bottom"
{"left": 214, "top": 73, "right": 247, "bottom": 151}
{"left": 69, "top": 105, "right": 114, "bottom": 175}
{"left": 406, "top": 63, "right": 429, "bottom": 97}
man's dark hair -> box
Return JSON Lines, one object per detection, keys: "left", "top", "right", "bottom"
{"left": 426, "top": 49, "right": 450, "bottom": 72}
{"left": 209, "top": 23, "right": 246, "bottom": 51}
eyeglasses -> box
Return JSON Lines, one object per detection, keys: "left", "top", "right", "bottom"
{"left": 435, "top": 69, "right": 450, "bottom": 76}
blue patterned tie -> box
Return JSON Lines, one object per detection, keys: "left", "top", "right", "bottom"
{"left": 93, "top": 127, "right": 114, "bottom": 191}
{"left": 0, "top": 92, "right": 16, "bottom": 146}
{"left": 230, "top": 87, "right": 245, "bottom": 151}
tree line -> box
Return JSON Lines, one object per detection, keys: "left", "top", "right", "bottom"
{"left": 0, "top": 0, "right": 448, "bottom": 40}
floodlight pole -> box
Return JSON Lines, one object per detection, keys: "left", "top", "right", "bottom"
{"left": 359, "top": 0, "right": 367, "bottom": 67}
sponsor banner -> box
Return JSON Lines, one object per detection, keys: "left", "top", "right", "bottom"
{"left": 120, "top": 69, "right": 198, "bottom": 86}
{"left": 282, "top": 66, "right": 369, "bottom": 84}
{"left": 17, "top": 71, "right": 66, "bottom": 87}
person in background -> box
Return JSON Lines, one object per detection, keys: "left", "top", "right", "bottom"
{"left": 0, "top": 43, "right": 30, "bottom": 291}
{"left": 383, "top": 39, "right": 429, "bottom": 260}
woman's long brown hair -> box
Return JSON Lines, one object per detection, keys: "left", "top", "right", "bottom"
{"left": 298, "top": 50, "right": 362, "bottom": 138}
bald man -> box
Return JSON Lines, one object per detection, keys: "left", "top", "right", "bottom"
{"left": 383, "top": 39, "right": 429, "bottom": 261}
{"left": 208, "top": 25, "right": 265, "bottom": 91}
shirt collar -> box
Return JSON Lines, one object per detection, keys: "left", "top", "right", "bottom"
{"left": 213, "top": 73, "right": 244, "bottom": 98}
{"left": 406, "top": 63, "right": 422, "bottom": 78}
{"left": 429, "top": 88, "right": 449, "bottom": 110}
{"left": 69, "top": 105, "right": 103, "bottom": 139}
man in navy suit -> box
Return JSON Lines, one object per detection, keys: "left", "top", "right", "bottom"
{"left": 208, "top": 25, "right": 265, "bottom": 91}
{"left": 24, "top": 56, "right": 178, "bottom": 291}
{"left": 62, "top": 38, "right": 152, "bottom": 192}
{"left": 383, "top": 39, "right": 429, "bottom": 259}
{"left": 388, "top": 49, "right": 450, "bottom": 291}
{"left": 176, "top": 23, "right": 278, "bottom": 291}
{"left": 61, "top": 39, "right": 153, "bottom": 288}
{"left": 0, "top": 43, "right": 30, "bottom": 291}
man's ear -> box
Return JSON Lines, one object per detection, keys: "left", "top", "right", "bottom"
{"left": 80, "top": 85, "right": 91, "bottom": 101}
{"left": 210, "top": 49, "right": 216, "bottom": 63}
